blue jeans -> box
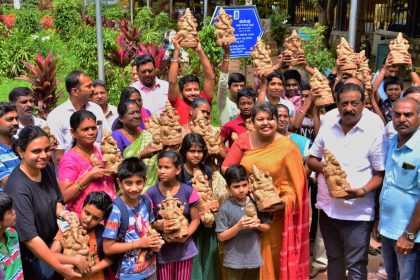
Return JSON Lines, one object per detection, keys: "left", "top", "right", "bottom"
{"left": 381, "top": 235, "right": 420, "bottom": 280}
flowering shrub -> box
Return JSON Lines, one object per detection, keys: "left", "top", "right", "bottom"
{"left": 40, "top": 16, "right": 53, "bottom": 30}
{"left": 0, "top": 14, "right": 16, "bottom": 29}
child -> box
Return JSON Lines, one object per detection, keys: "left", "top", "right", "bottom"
{"left": 216, "top": 165, "right": 271, "bottom": 280}
{"left": 103, "top": 158, "right": 162, "bottom": 280}
{"left": 146, "top": 151, "right": 200, "bottom": 280}
{"left": 179, "top": 134, "right": 220, "bottom": 280}
{"left": 0, "top": 192, "right": 24, "bottom": 280}
{"left": 51, "top": 191, "right": 113, "bottom": 279}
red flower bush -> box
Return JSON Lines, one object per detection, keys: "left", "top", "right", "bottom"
{"left": 0, "top": 14, "right": 15, "bottom": 29}
{"left": 40, "top": 16, "right": 53, "bottom": 30}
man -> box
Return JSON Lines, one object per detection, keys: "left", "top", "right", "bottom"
{"left": 130, "top": 55, "right": 169, "bottom": 115}
{"left": 90, "top": 80, "right": 118, "bottom": 127}
{"left": 8, "top": 87, "right": 46, "bottom": 137}
{"left": 47, "top": 70, "right": 109, "bottom": 161}
{"left": 257, "top": 70, "right": 296, "bottom": 117}
{"left": 0, "top": 102, "right": 20, "bottom": 191}
{"left": 221, "top": 87, "right": 256, "bottom": 147}
{"left": 307, "top": 83, "right": 386, "bottom": 280}
{"left": 377, "top": 97, "right": 420, "bottom": 280}
{"left": 168, "top": 35, "right": 215, "bottom": 125}
{"left": 218, "top": 45, "right": 246, "bottom": 126}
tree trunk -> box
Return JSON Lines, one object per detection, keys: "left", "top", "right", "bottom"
{"left": 315, "top": 0, "right": 338, "bottom": 49}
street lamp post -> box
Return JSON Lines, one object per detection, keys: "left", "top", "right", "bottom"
{"left": 348, "top": 0, "right": 358, "bottom": 48}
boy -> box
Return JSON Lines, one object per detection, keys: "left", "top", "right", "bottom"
{"left": 283, "top": 69, "right": 303, "bottom": 112}
{"left": 216, "top": 165, "right": 271, "bottom": 280}
{"left": 0, "top": 192, "right": 24, "bottom": 280}
{"left": 221, "top": 88, "right": 256, "bottom": 148}
{"left": 103, "top": 158, "right": 163, "bottom": 280}
{"left": 168, "top": 34, "right": 216, "bottom": 125}
{"left": 50, "top": 191, "right": 113, "bottom": 279}
{"left": 380, "top": 76, "right": 404, "bottom": 123}
{"left": 218, "top": 45, "right": 246, "bottom": 126}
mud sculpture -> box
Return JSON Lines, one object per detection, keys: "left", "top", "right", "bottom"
{"left": 336, "top": 37, "right": 358, "bottom": 76}
{"left": 214, "top": 7, "right": 236, "bottom": 46}
{"left": 249, "top": 165, "right": 283, "bottom": 211}
{"left": 101, "top": 130, "right": 123, "bottom": 173}
{"left": 323, "top": 149, "right": 350, "bottom": 198}
{"left": 43, "top": 126, "right": 59, "bottom": 149}
{"left": 159, "top": 102, "right": 183, "bottom": 146}
{"left": 245, "top": 203, "right": 258, "bottom": 223}
{"left": 191, "top": 168, "right": 219, "bottom": 226}
{"left": 389, "top": 32, "right": 410, "bottom": 65}
{"left": 283, "top": 30, "right": 305, "bottom": 66}
{"left": 309, "top": 68, "right": 335, "bottom": 106}
{"left": 250, "top": 37, "right": 272, "bottom": 72}
{"left": 145, "top": 113, "right": 163, "bottom": 150}
{"left": 190, "top": 111, "right": 223, "bottom": 155}
{"left": 61, "top": 214, "right": 95, "bottom": 267}
{"left": 158, "top": 191, "right": 189, "bottom": 239}
{"left": 177, "top": 8, "right": 199, "bottom": 48}
{"left": 355, "top": 51, "right": 373, "bottom": 93}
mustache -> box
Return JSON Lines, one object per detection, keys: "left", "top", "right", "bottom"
{"left": 396, "top": 123, "right": 408, "bottom": 128}
{"left": 24, "top": 107, "right": 33, "bottom": 111}
{"left": 343, "top": 111, "right": 356, "bottom": 116}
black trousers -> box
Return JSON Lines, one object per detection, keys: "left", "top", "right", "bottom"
{"left": 319, "top": 210, "right": 373, "bottom": 280}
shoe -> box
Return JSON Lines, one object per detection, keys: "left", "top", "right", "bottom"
{"left": 309, "top": 267, "right": 327, "bottom": 279}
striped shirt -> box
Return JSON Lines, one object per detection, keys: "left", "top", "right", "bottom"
{"left": 0, "top": 228, "right": 24, "bottom": 280}
{"left": 0, "top": 143, "right": 20, "bottom": 192}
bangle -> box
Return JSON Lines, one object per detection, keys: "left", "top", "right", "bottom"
{"left": 298, "top": 110, "right": 306, "bottom": 115}
{"left": 171, "top": 59, "right": 179, "bottom": 63}
{"left": 223, "top": 58, "right": 230, "bottom": 62}
{"left": 75, "top": 181, "right": 83, "bottom": 192}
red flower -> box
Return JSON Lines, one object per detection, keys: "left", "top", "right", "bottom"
{"left": 40, "top": 16, "right": 53, "bottom": 30}
{"left": 0, "top": 14, "right": 15, "bottom": 28}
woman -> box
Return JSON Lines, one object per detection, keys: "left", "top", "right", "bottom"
{"left": 58, "top": 110, "right": 116, "bottom": 215}
{"left": 111, "top": 86, "right": 151, "bottom": 131}
{"left": 222, "top": 102, "right": 309, "bottom": 280}
{"left": 4, "top": 126, "right": 81, "bottom": 279}
{"left": 112, "top": 99, "right": 142, "bottom": 155}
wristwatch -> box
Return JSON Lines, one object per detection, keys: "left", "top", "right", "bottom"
{"left": 405, "top": 230, "right": 417, "bottom": 242}
{"left": 408, "top": 66, "right": 416, "bottom": 72}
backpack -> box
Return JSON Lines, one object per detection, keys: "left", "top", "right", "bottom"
{"left": 109, "top": 195, "right": 152, "bottom": 275}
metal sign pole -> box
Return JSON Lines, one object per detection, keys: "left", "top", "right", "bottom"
{"left": 96, "top": 0, "right": 105, "bottom": 81}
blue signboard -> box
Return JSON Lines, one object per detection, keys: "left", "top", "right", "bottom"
{"left": 211, "top": 6, "right": 264, "bottom": 58}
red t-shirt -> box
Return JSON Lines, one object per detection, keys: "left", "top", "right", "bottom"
{"left": 221, "top": 115, "right": 248, "bottom": 148}
{"left": 170, "top": 92, "right": 212, "bottom": 125}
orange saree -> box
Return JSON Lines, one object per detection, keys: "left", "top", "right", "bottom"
{"left": 228, "top": 133, "right": 309, "bottom": 280}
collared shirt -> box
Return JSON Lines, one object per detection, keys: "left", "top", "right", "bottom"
{"left": 379, "top": 129, "right": 420, "bottom": 242}
{"left": 217, "top": 72, "right": 239, "bottom": 126}
{"left": 0, "top": 143, "right": 20, "bottom": 191}
{"left": 46, "top": 99, "right": 110, "bottom": 152}
{"left": 310, "top": 110, "right": 386, "bottom": 221}
{"left": 130, "top": 78, "right": 169, "bottom": 116}
{"left": 0, "top": 228, "right": 24, "bottom": 280}
{"left": 385, "top": 121, "right": 398, "bottom": 140}
{"left": 104, "top": 103, "right": 118, "bottom": 127}
{"left": 264, "top": 96, "right": 296, "bottom": 116}
{"left": 221, "top": 115, "right": 248, "bottom": 147}
{"left": 15, "top": 116, "right": 47, "bottom": 138}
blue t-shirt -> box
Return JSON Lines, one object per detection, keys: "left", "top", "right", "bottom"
{"left": 103, "top": 196, "right": 156, "bottom": 280}
{"left": 0, "top": 143, "right": 20, "bottom": 191}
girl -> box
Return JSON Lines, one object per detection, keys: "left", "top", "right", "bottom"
{"left": 58, "top": 110, "right": 116, "bottom": 215}
{"left": 178, "top": 133, "right": 220, "bottom": 280}
{"left": 146, "top": 151, "right": 200, "bottom": 280}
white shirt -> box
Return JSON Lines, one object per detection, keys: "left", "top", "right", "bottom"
{"left": 130, "top": 78, "right": 169, "bottom": 116}
{"left": 104, "top": 104, "right": 118, "bottom": 128}
{"left": 310, "top": 109, "right": 387, "bottom": 221}
{"left": 385, "top": 121, "right": 397, "bottom": 140}
{"left": 264, "top": 96, "right": 296, "bottom": 116}
{"left": 47, "top": 99, "right": 110, "bottom": 152}
{"left": 15, "top": 116, "right": 47, "bottom": 138}
{"left": 217, "top": 72, "right": 240, "bottom": 126}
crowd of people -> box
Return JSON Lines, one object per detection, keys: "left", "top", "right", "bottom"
{"left": 0, "top": 33, "right": 419, "bottom": 280}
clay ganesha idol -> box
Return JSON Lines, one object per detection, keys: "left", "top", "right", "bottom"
{"left": 101, "top": 130, "right": 123, "bottom": 173}
{"left": 283, "top": 30, "right": 305, "bottom": 66}
{"left": 214, "top": 7, "right": 236, "bottom": 46}
{"left": 323, "top": 149, "right": 350, "bottom": 198}
{"left": 191, "top": 168, "right": 219, "bottom": 226}
{"left": 309, "top": 68, "right": 335, "bottom": 107}
{"left": 61, "top": 214, "right": 95, "bottom": 269}
{"left": 336, "top": 37, "right": 358, "bottom": 76}
{"left": 249, "top": 165, "right": 283, "bottom": 211}
{"left": 245, "top": 203, "right": 258, "bottom": 223}
{"left": 250, "top": 37, "right": 272, "bottom": 72}
{"left": 177, "top": 8, "right": 199, "bottom": 48}
{"left": 389, "top": 32, "right": 410, "bottom": 66}
{"left": 158, "top": 191, "right": 189, "bottom": 239}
